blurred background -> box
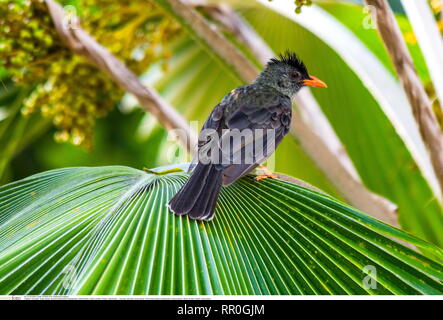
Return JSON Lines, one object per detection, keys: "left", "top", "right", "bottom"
{"left": 1, "top": 0, "right": 443, "bottom": 249}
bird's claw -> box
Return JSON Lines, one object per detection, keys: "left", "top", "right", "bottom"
{"left": 255, "top": 173, "right": 277, "bottom": 181}
{"left": 255, "top": 164, "right": 277, "bottom": 181}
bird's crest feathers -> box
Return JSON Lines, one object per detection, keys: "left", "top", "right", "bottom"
{"left": 268, "top": 50, "right": 308, "bottom": 75}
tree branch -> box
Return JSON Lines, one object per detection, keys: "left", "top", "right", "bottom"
{"left": 44, "top": 0, "right": 197, "bottom": 152}
{"left": 400, "top": 0, "right": 443, "bottom": 110}
{"left": 162, "top": 0, "right": 399, "bottom": 226}
{"left": 185, "top": 1, "right": 275, "bottom": 64}
{"left": 154, "top": 0, "right": 259, "bottom": 82}
{"left": 366, "top": 0, "right": 443, "bottom": 196}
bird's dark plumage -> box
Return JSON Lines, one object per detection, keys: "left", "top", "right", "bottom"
{"left": 169, "top": 163, "right": 223, "bottom": 220}
{"left": 168, "top": 51, "right": 326, "bottom": 221}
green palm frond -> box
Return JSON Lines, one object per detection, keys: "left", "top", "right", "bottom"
{"left": 0, "top": 166, "right": 442, "bottom": 295}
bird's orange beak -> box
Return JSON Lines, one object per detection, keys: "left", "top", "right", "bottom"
{"left": 303, "top": 75, "right": 327, "bottom": 88}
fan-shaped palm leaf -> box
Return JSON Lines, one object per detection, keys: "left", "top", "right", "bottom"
{"left": 0, "top": 166, "right": 442, "bottom": 295}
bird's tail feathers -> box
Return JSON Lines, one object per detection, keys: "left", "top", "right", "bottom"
{"left": 168, "top": 163, "right": 223, "bottom": 221}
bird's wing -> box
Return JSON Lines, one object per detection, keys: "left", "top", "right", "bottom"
{"left": 188, "top": 103, "right": 225, "bottom": 172}
{"left": 221, "top": 96, "right": 292, "bottom": 185}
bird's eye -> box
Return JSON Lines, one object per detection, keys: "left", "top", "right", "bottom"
{"left": 290, "top": 71, "right": 300, "bottom": 80}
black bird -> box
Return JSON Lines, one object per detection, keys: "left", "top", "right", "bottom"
{"left": 168, "top": 51, "right": 327, "bottom": 221}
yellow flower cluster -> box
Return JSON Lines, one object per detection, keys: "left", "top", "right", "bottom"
{"left": 0, "top": 0, "right": 180, "bottom": 149}
{"left": 267, "top": 0, "right": 312, "bottom": 14}
{"left": 430, "top": 0, "right": 441, "bottom": 13}
{"left": 0, "top": 0, "right": 68, "bottom": 83}
{"left": 404, "top": 0, "right": 443, "bottom": 45}
{"left": 294, "top": 0, "right": 312, "bottom": 14}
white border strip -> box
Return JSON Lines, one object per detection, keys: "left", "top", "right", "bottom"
{"left": 2, "top": 295, "right": 442, "bottom": 300}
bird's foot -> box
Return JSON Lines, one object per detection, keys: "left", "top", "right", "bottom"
{"left": 143, "top": 167, "right": 184, "bottom": 175}
{"left": 255, "top": 165, "right": 277, "bottom": 181}
{"left": 255, "top": 174, "right": 277, "bottom": 181}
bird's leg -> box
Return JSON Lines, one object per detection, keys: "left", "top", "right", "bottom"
{"left": 255, "top": 164, "right": 277, "bottom": 181}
